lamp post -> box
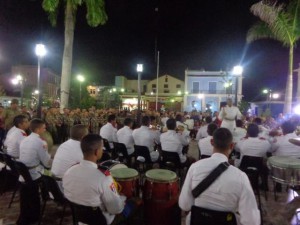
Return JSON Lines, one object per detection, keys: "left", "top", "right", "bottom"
{"left": 137, "top": 64, "right": 143, "bottom": 125}
{"left": 77, "top": 74, "right": 85, "bottom": 105}
{"left": 232, "top": 65, "right": 243, "bottom": 106}
{"left": 35, "top": 44, "right": 46, "bottom": 118}
{"left": 12, "top": 74, "right": 24, "bottom": 106}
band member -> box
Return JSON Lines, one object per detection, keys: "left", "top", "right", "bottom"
{"left": 219, "top": 98, "right": 242, "bottom": 133}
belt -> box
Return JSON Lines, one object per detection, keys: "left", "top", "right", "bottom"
{"left": 224, "top": 118, "right": 235, "bottom": 121}
{"left": 27, "top": 164, "right": 40, "bottom": 169}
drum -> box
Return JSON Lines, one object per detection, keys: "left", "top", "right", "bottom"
{"left": 100, "top": 160, "right": 127, "bottom": 171}
{"left": 268, "top": 156, "right": 300, "bottom": 185}
{"left": 111, "top": 168, "right": 139, "bottom": 199}
{"left": 143, "top": 169, "right": 180, "bottom": 225}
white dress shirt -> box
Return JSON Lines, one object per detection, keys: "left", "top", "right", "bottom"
{"left": 179, "top": 153, "right": 260, "bottom": 225}
{"left": 271, "top": 133, "right": 300, "bottom": 158}
{"left": 160, "top": 130, "right": 189, "bottom": 163}
{"left": 235, "top": 137, "right": 271, "bottom": 167}
{"left": 161, "top": 117, "right": 169, "bottom": 127}
{"left": 195, "top": 125, "right": 208, "bottom": 140}
{"left": 219, "top": 106, "right": 242, "bottom": 132}
{"left": 63, "top": 160, "right": 125, "bottom": 225}
{"left": 232, "top": 127, "right": 247, "bottom": 143}
{"left": 198, "top": 135, "right": 213, "bottom": 156}
{"left": 116, "top": 126, "right": 134, "bottom": 155}
{"left": 4, "top": 127, "right": 27, "bottom": 158}
{"left": 19, "top": 132, "right": 51, "bottom": 181}
{"left": 132, "top": 126, "right": 160, "bottom": 162}
{"left": 100, "top": 123, "right": 118, "bottom": 149}
{"left": 51, "top": 139, "right": 83, "bottom": 178}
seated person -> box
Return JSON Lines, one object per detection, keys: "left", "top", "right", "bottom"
{"left": 116, "top": 118, "right": 135, "bottom": 155}
{"left": 198, "top": 123, "right": 218, "bottom": 159}
{"left": 160, "top": 118, "right": 194, "bottom": 166}
{"left": 232, "top": 119, "right": 247, "bottom": 143}
{"left": 100, "top": 114, "right": 118, "bottom": 149}
{"left": 63, "top": 134, "right": 126, "bottom": 225}
{"left": 195, "top": 116, "right": 212, "bottom": 140}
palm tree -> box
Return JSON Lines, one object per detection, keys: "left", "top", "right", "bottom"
{"left": 42, "top": 0, "right": 107, "bottom": 110}
{"left": 247, "top": 0, "right": 300, "bottom": 114}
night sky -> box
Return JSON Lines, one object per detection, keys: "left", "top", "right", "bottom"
{"left": 0, "top": 0, "right": 298, "bottom": 101}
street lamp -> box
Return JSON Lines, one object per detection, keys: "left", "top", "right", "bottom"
{"left": 12, "top": 74, "right": 24, "bottom": 106}
{"left": 137, "top": 64, "right": 143, "bottom": 125}
{"left": 232, "top": 65, "right": 243, "bottom": 106}
{"left": 77, "top": 74, "right": 85, "bottom": 104}
{"left": 35, "top": 44, "right": 46, "bottom": 118}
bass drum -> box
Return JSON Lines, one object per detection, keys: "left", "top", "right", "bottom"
{"left": 100, "top": 160, "right": 128, "bottom": 171}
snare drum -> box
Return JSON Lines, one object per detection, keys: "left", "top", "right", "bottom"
{"left": 143, "top": 169, "right": 180, "bottom": 225}
{"left": 100, "top": 160, "right": 127, "bottom": 171}
{"left": 268, "top": 156, "right": 300, "bottom": 185}
{"left": 111, "top": 168, "right": 139, "bottom": 199}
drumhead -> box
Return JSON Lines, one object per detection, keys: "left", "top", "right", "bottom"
{"left": 268, "top": 156, "right": 300, "bottom": 169}
{"left": 111, "top": 168, "right": 139, "bottom": 179}
{"left": 100, "top": 160, "right": 128, "bottom": 171}
{"left": 145, "top": 169, "right": 177, "bottom": 182}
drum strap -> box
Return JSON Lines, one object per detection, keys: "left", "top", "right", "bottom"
{"left": 192, "top": 162, "right": 230, "bottom": 198}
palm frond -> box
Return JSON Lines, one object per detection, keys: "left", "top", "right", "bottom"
{"left": 42, "top": 0, "right": 60, "bottom": 26}
{"left": 246, "top": 21, "right": 275, "bottom": 43}
{"left": 85, "top": 0, "right": 108, "bottom": 27}
{"left": 250, "top": 1, "right": 284, "bottom": 25}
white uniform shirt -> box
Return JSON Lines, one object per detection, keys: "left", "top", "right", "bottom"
{"left": 100, "top": 123, "right": 118, "bottom": 149}
{"left": 235, "top": 137, "right": 271, "bottom": 167}
{"left": 271, "top": 133, "right": 300, "bottom": 158}
{"left": 132, "top": 126, "right": 160, "bottom": 162}
{"left": 179, "top": 153, "right": 260, "bottom": 225}
{"left": 232, "top": 127, "right": 247, "bottom": 143}
{"left": 5, "top": 127, "right": 27, "bottom": 158}
{"left": 161, "top": 117, "right": 169, "bottom": 127}
{"left": 63, "top": 160, "right": 125, "bottom": 225}
{"left": 160, "top": 130, "right": 189, "bottom": 163}
{"left": 51, "top": 139, "right": 83, "bottom": 178}
{"left": 219, "top": 106, "right": 242, "bottom": 132}
{"left": 5, "top": 126, "right": 17, "bottom": 139}
{"left": 19, "top": 132, "right": 51, "bottom": 181}
{"left": 116, "top": 126, "right": 134, "bottom": 155}
{"left": 198, "top": 135, "right": 213, "bottom": 156}
{"left": 195, "top": 125, "right": 208, "bottom": 140}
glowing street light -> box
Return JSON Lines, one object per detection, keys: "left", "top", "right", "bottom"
{"left": 272, "top": 93, "right": 280, "bottom": 99}
{"left": 177, "top": 90, "right": 182, "bottom": 95}
{"left": 12, "top": 74, "right": 24, "bottom": 106}
{"left": 35, "top": 43, "right": 46, "bottom": 118}
{"left": 77, "top": 74, "right": 85, "bottom": 104}
{"left": 137, "top": 64, "right": 143, "bottom": 125}
{"left": 121, "top": 88, "right": 125, "bottom": 92}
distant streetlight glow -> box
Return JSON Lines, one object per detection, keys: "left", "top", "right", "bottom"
{"left": 121, "top": 88, "right": 125, "bottom": 92}
{"left": 35, "top": 44, "right": 47, "bottom": 57}
{"left": 198, "top": 94, "right": 204, "bottom": 99}
{"left": 232, "top": 65, "right": 243, "bottom": 75}
{"left": 272, "top": 93, "right": 280, "bottom": 99}
{"left": 177, "top": 90, "right": 182, "bottom": 95}
{"left": 77, "top": 74, "right": 85, "bottom": 105}
{"left": 262, "top": 89, "right": 269, "bottom": 94}
{"left": 77, "top": 74, "right": 85, "bottom": 82}
{"left": 137, "top": 64, "right": 143, "bottom": 73}
{"left": 185, "top": 91, "right": 189, "bottom": 95}
{"left": 112, "top": 88, "right": 117, "bottom": 92}
{"left": 12, "top": 74, "right": 24, "bottom": 106}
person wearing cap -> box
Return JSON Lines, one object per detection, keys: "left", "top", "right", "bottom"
{"left": 2, "top": 98, "right": 21, "bottom": 131}
{"left": 218, "top": 98, "right": 242, "bottom": 133}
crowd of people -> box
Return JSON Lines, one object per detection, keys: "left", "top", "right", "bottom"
{"left": 1, "top": 97, "right": 300, "bottom": 225}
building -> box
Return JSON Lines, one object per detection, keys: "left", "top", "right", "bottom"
{"left": 183, "top": 69, "right": 243, "bottom": 112}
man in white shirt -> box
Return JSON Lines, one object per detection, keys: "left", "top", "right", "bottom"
{"left": 271, "top": 121, "right": 300, "bottom": 158}
{"left": 219, "top": 98, "right": 242, "bottom": 133}
{"left": 232, "top": 119, "right": 247, "bottom": 143}
{"left": 132, "top": 116, "right": 160, "bottom": 162}
{"left": 4, "top": 115, "right": 29, "bottom": 158}
{"left": 179, "top": 128, "right": 260, "bottom": 225}
{"left": 160, "top": 118, "right": 190, "bottom": 164}
{"left": 63, "top": 134, "right": 125, "bottom": 225}
{"left": 17, "top": 119, "right": 52, "bottom": 225}
{"left": 198, "top": 123, "right": 218, "bottom": 158}
{"left": 51, "top": 124, "right": 89, "bottom": 184}
{"left": 116, "top": 118, "right": 134, "bottom": 155}
{"left": 195, "top": 116, "right": 212, "bottom": 140}
{"left": 100, "top": 114, "right": 118, "bottom": 149}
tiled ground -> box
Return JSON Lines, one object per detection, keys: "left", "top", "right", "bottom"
{"left": 0, "top": 140, "right": 299, "bottom": 225}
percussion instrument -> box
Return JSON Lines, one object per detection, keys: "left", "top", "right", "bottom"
{"left": 268, "top": 156, "right": 300, "bottom": 185}
{"left": 100, "top": 160, "right": 127, "bottom": 171}
{"left": 143, "top": 169, "right": 180, "bottom": 225}
{"left": 110, "top": 168, "right": 139, "bottom": 199}
{"left": 289, "top": 138, "right": 300, "bottom": 147}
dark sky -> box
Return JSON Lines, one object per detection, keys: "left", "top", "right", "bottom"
{"left": 0, "top": 0, "right": 298, "bottom": 101}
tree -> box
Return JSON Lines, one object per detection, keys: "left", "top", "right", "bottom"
{"left": 247, "top": 0, "right": 300, "bottom": 114}
{"left": 98, "top": 87, "right": 122, "bottom": 109}
{"left": 42, "top": 0, "right": 108, "bottom": 110}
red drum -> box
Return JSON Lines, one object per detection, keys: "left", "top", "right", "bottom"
{"left": 100, "top": 160, "right": 127, "bottom": 171}
{"left": 110, "top": 168, "right": 139, "bottom": 199}
{"left": 143, "top": 169, "right": 180, "bottom": 225}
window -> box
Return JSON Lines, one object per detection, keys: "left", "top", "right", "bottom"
{"left": 164, "top": 90, "right": 169, "bottom": 93}
{"left": 164, "top": 84, "right": 168, "bottom": 88}
{"left": 176, "top": 84, "right": 181, "bottom": 88}
{"left": 152, "top": 84, "right": 156, "bottom": 88}
{"left": 192, "top": 82, "right": 200, "bottom": 93}
{"left": 208, "top": 82, "right": 217, "bottom": 94}
{"left": 165, "top": 76, "right": 168, "bottom": 82}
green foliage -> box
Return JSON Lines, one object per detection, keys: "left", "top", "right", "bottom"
{"left": 97, "top": 87, "right": 122, "bottom": 109}
{"left": 238, "top": 100, "right": 250, "bottom": 115}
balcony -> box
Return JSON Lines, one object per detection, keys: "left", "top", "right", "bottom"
{"left": 189, "top": 89, "right": 236, "bottom": 95}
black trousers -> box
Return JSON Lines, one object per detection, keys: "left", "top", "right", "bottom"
{"left": 17, "top": 179, "right": 41, "bottom": 225}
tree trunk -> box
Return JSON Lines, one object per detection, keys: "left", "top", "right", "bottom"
{"left": 60, "top": 0, "right": 75, "bottom": 111}
{"left": 283, "top": 46, "right": 294, "bottom": 114}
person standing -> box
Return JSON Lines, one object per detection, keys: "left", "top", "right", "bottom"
{"left": 17, "top": 119, "right": 52, "bottom": 225}
{"left": 2, "top": 99, "right": 20, "bottom": 132}
{"left": 218, "top": 98, "right": 242, "bottom": 133}
{"left": 179, "top": 128, "right": 260, "bottom": 225}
